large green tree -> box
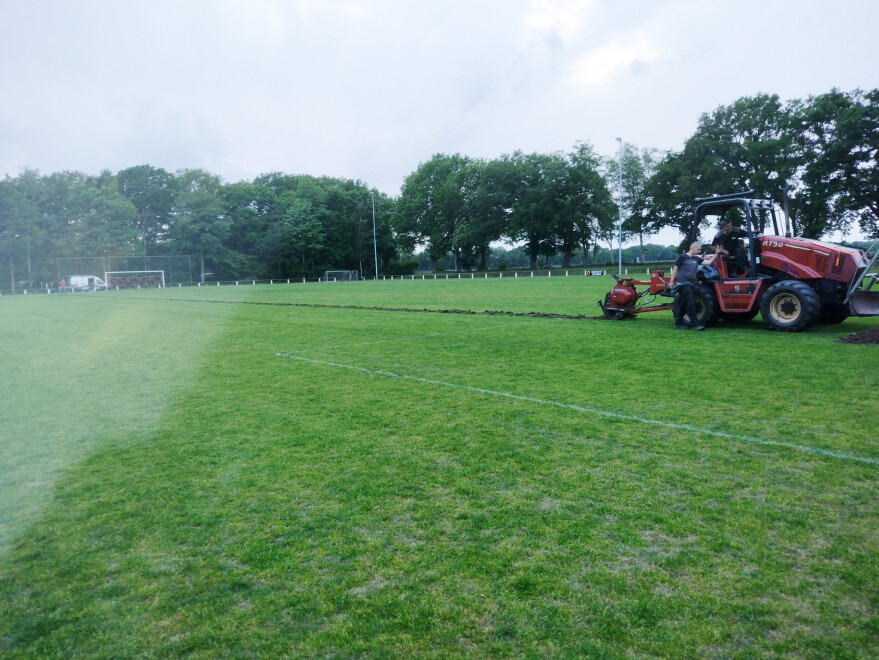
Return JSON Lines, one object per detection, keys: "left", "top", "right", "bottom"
{"left": 219, "top": 181, "right": 272, "bottom": 279}
{"left": 644, "top": 94, "right": 798, "bottom": 242}
{"left": 568, "top": 143, "right": 616, "bottom": 266}
{"left": 505, "top": 151, "right": 567, "bottom": 269}
{"left": 394, "top": 154, "right": 471, "bottom": 271}
{"left": 171, "top": 169, "right": 229, "bottom": 283}
{"left": 117, "top": 165, "right": 178, "bottom": 253}
{"left": 448, "top": 159, "right": 513, "bottom": 271}
{"left": 791, "top": 88, "right": 879, "bottom": 238}
{"left": 261, "top": 197, "right": 329, "bottom": 277}
{"left": 67, "top": 173, "right": 139, "bottom": 257}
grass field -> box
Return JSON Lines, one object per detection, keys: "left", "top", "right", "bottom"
{"left": 1, "top": 276, "right": 878, "bottom": 658}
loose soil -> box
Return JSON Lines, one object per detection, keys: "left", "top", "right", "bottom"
{"left": 835, "top": 327, "right": 879, "bottom": 345}
{"left": 156, "top": 297, "right": 606, "bottom": 319}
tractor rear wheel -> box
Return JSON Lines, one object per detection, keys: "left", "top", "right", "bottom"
{"left": 760, "top": 280, "right": 821, "bottom": 332}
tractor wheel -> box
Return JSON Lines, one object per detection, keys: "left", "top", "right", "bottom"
{"left": 721, "top": 308, "right": 760, "bottom": 324}
{"left": 759, "top": 281, "right": 821, "bottom": 332}
{"left": 681, "top": 283, "right": 720, "bottom": 327}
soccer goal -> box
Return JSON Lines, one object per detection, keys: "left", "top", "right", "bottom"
{"left": 105, "top": 270, "right": 166, "bottom": 289}
{"left": 322, "top": 270, "right": 358, "bottom": 282}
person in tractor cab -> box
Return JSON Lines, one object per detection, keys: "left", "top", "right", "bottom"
{"left": 711, "top": 220, "right": 749, "bottom": 276}
{"left": 670, "top": 241, "right": 718, "bottom": 330}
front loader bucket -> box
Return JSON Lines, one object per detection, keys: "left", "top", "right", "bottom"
{"left": 849, "top": 289, "right": 879, "bottom": 317}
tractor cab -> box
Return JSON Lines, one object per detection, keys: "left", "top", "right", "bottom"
{"left": 711, "top": 249, "right": 749, "bottom": 280}
{"left": 691, "top": 191, "right": 779, "bottom": 281}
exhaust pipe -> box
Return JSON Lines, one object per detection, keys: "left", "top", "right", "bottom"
{"left": 782, "top": 185, "right": 793, "bottom": 237}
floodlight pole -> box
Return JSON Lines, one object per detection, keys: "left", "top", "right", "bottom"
{"left": 370, "top": 191, "right": 378, "bottom": 281}
{"left": 616, "top": 137, "right": 623, "bottom": 276}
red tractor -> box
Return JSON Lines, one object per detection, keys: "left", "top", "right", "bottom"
{"left": 599, "top": 191, "right": 879, "bottom": 331}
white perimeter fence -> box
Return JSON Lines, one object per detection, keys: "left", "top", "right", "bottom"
{"left": 0, "top": 267, "right": 664, "bottom": 297}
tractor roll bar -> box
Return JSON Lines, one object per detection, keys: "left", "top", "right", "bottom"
{"left": 693, "top": 190, "right": 756, "bottom": 202}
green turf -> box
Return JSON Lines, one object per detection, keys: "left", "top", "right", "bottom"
{"left": 1, "top": 279, "right": 877, "bottom": 658}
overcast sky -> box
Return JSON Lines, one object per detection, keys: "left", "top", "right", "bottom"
{"left": 2, "top": 0, "right": 877, "bottom": 243}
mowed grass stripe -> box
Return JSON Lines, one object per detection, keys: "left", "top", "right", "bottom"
{"left": 0, "top": 294, "right": 240, "bottom": 556}
{"left": 277, "top": 352, "right": 879, "bottom": 465}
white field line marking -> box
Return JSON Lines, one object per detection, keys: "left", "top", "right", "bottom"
{"left": 276, "top": 353, "right": 879, "bottom": 466}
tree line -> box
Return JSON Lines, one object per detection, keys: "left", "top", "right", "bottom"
{"left": 0, "top": 168, "right": 398, "bottom": 288}
{"left": 0, "top": 88, "right": 875, "bottom": 289}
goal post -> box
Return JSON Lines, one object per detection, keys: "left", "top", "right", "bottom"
{"left": 105, "top": 270, "right": 166, "bottom": 289}
{"left": 322, "top": 270, "right": 358, "bottom": 282}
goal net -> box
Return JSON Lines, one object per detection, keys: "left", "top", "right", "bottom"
{"left": 105, "top": 270, "right": 166, "bottom": 289}
{"left": 322, "top": 270, "right": 358, "bottom": 281}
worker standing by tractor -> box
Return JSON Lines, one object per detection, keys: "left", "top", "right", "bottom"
{"left": 670, "top": 241, "right": 718, "bottom": 330}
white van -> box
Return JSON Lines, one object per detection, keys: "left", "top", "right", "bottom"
{"left": 67, "top": 275, "right": 107, "bottom": 291}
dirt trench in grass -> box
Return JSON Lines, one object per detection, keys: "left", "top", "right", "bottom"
{"left": 835, "top": 327, "right": 879, "bottom": 344}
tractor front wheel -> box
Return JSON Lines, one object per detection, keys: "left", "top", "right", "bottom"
{"left": 760, "top": 281, "right": 821, "bottom": 332}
